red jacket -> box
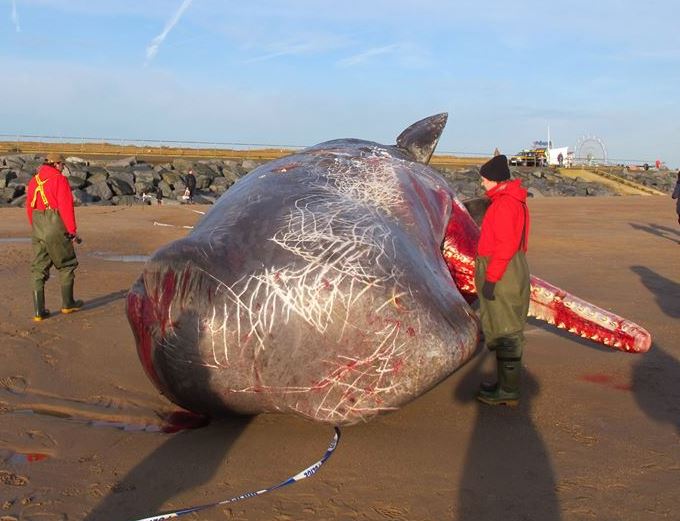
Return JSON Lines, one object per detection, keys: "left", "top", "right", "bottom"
{"left": 26, "top": 164, "right": 77, "bottom": 235}
{"left": 476, "top": 179, "right": 530, "bottom": 282}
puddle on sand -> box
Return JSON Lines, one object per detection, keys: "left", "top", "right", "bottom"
{"left": 0, "top": 237, "right": 31, "bottom": 244}
{"left": 89, "top": 252, "right": 150, "bottom": 263}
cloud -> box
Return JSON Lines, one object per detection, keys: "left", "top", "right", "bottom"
{"left": 12, "top": 0, "right": 21, "bottom": 32}
{"left": 336, "top": 44, "right": 399, "bottom": 67}
{"left": 145, "top": 0, "right": 193, "bottom": 64}
{"left": 242, "top": 41, "right": 319, "bottom": 63}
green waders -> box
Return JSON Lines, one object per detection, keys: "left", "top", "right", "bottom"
{"left": 474, "top": 252, "right": 530, "bottom": 405}
{"left": 31, "top": 210, "right": 82, "bottom": 320}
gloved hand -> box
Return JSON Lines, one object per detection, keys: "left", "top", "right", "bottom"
{"left": 481, "top": 280, "right": 496, "bottom": 301}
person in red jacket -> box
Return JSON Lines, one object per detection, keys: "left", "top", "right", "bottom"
{"left": 474, "top": 154, "right": 530, "bottom": 406}
{"left": 26, "top": 153, "right": 83, "bottom": 321}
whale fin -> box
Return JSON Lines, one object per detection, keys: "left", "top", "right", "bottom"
{"left": 396, "top": 113, "right": 448, "bottom": 164}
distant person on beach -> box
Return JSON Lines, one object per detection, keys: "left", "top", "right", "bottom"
{"left": 155, "top": 185, "right": 163, "bottom": 206}
{"left": 672, "top": 171, "right": 680, "bottom": 226}
{"left": 185, "top": 168, "right": 196, "bottom": 204}
{"left": 25, "top": 153, "right": 83, "bottom": 321}
{"left": 474, "top": 154, "right": 530, "bottom": 406}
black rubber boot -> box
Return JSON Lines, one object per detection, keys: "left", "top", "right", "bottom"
{"left": 60, "top": 280, "right": 84, "bottom": 314}
{"left": 477, "top": 359, "right": 521, "bottom": 406}
{"left": 33, "top": 289, "right": 50, "bottom": 321}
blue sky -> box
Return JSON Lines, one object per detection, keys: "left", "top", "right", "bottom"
{"left": 2, "top": 0, "right": 679, "bottom": 167}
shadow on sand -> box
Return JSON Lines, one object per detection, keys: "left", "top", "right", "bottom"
{"left": 453, "top": 351, "right": 561, "bottom": 521}
{"left": 81, "top": 289, "right": 129, "bottom": 312}
{"left": 630, "top": 264, "right": 680, "bottom": 435}
{"left": 84, "top": 415, "right": 252, "bottom": 521}
{"left": 630, "top": 265, "right": 680, "bottom": 319}
{"left": 629, "top": 222, "right": 680, "bottom": 245}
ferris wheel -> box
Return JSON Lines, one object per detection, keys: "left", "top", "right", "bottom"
{"left": 574, "top": 135, "right": 608, "bottom": 165}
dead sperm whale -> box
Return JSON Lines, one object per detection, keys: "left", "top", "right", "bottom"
{"left": 126, "top": 114, "right": 651, "bottom": 425}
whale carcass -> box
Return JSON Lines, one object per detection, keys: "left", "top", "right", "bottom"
{"left": 126, "top": 114, "right": 651, "bottom": 425}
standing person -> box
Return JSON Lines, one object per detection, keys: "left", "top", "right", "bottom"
{"left": 474, "top": 154, "right": 531, "bottom": 406}
{"left": 672, "top": 170, "right": 680, "bottom": 226}
{"left": 26, "top": 153, "right": 83, "bottom": 321}
{"left": 155, "top": 184, "right": 163, "bottom": 206}
{"left": 185, "top": 168, "right": 196, "bottom": 204}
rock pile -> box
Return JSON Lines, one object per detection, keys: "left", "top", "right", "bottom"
{"left": 0, "top": 153, "right": 676, "bottom": 208}
{"left": 0, "top": 154, "right": 256, "bottom": 207}
{"left": 438, "top": 166, "right": 623, "bottom": 199}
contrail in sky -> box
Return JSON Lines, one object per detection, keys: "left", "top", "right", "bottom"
{"left": 11, "top": 0, "right": 21, "bottom": 32}
{"left": 145, "top": 0, "right": 193, "bottom": 63}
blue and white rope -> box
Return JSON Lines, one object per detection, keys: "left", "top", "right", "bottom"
{"left": 131, "top": 427, "right": 341, "bottom": 521}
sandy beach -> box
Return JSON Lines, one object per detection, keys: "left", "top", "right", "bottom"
{"left": 1, "top": 197, "right": 678, "bottom": 521}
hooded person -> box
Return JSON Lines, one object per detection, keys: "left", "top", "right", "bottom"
{"left": 25, "top": 153, "right": 83, "bottom": 321}
{"left": 474, "top": 154, "right": 531, "bottom": 406}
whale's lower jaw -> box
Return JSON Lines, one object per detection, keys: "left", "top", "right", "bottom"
{"left": 441, "top": 206, "right": 652, "bottom": 354}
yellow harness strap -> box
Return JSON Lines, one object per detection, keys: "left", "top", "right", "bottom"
{"left": 31, "top": 174, "right": 51, "bottom": 209}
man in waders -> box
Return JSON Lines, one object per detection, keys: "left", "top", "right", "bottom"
{"left": 26, "top": 153, "right": 83, "bottom": 321}
{"left": 474, "top": 154, "right": 530, "bottom": 406}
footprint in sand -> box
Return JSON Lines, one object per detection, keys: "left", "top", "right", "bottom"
{"left": 0, "top": 376, "right": 28, "bottom": 395}
{"left": 0, "top": 471, "right": 28, "bottom": 487}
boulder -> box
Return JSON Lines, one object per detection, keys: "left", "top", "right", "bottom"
{"left": 10, "top": 194, "right": 27, "bottom": 207}
{"left": 209, "top": 177, "right": 233, "bottom": 193}
{"left": 85, "top": 166, "right": 109, "bottom": 180}
{"left": 222, "top": 160, "right": 245, "bottom": 178}
{"left": 109, "top": 177, "right": 135, "bottom": 196}
{"left": 109, "top": 171, "right": 135, "bottom": 187}
{"left": 72, "top": 189, "right": 96, "bottom": 205}
{"left": 241, "top": 159, "right": 261, "bottom": 171}
{"left": 197, "top": 160, "right": 223, "bottom": 176}
{"left": 8, "top": 172, "right": 31, "bottom": 187}
{"left": 67, "top": 176, "right": 88, "bottom": 190}
{"left": 21, "top": 161, "right": 43, "bottom": 176}
{"left": 161, "top": 171, "right": 183, "bottom": 187}
{"left": 106, "top": 156, "right": 137, "bottom": 168}
{"left": 158, "top": 180, "right": 173, "bottom": 197}
{"left": 134, "top": 181, "right": 156, "bottom": 195}
{"left": 171, "top": 158, "right": 194, "bottom": 171}
{"left": 65, "top": 163, "right": 89, "bottom": 178}
{"left": 192, "top": 162, "right": 219, "bottom": 178}
{"left": 154, "top": 163, "right": 173, "bottom": 173}
{"left": 65, "top": 156, "right": 88, "bottom": 164}
{"left": 0, "top": 186, "right": 19, "bottom": 203}
{"left": 0, "top": 169, "right": 17, "bottom": 188}
{"left": 134, "top": 170, "right": 159, "bottom": 184}
{"left": 111, "top": 195, "right": 138, "bottom": 206}
{"left": 193, "top": 193, "right": 217, "bottom": 204}
{"left": 159, "top": 197, "right": 182, "bottom": 206}
{"left": 195, "top": 174, "right": 214, "bottom": 190}
{"left": 85, "top": 181, "right": 114, "bottom": 201}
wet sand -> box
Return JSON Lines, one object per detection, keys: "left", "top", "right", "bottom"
{"left": 0, "top": 197, "right": 678, "bottom": 521}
